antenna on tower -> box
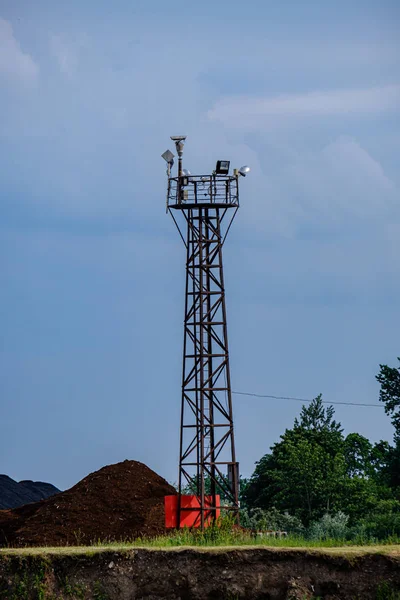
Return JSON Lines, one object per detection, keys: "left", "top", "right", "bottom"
{"left": 170, "top": 136, "right": 186, "bottom": 178}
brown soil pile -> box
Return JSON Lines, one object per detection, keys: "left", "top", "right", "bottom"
{"left": 0, "top": 460, "right": 176, "bottom": 547}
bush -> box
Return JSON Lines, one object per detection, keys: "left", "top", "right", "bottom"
{"left": 240, "top": 507, "right": 305, "bottom": 534}
{"left": 308, "top": 512, "right": 349, "bottom": 540}
{"left": 240, "top": 503, "right": 400, "bottom": 543}
{"left": 351, "top": 500, "right": 400, "bottom": 541}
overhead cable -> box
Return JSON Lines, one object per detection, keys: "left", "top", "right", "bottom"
{"left": 232, "top": 390, "right": 382, "bottom": 408}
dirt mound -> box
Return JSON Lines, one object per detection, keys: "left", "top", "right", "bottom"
{"left": 0, "top": 460, "right": 176, "bottom": 547}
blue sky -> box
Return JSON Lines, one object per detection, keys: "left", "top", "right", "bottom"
{"left": 0, "top": 0, "right": 399, "bottom": 491}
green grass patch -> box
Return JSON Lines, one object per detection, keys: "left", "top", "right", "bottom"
{"left": 1, "top": 541, "right": 399, "bottom": 558}
{"left": 1, "top": 519, "right": 399, "bottom": 556}
{"left": 86, "top": 523, "right": 400, "bottom": 550}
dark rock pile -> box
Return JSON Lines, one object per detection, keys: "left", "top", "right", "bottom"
{"left": 0, "top": 475, "right": 60, "bottom": 510}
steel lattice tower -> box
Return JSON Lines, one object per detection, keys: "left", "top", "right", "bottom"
{"left": 164, "top": 137, "right": 248, "bottom": 529}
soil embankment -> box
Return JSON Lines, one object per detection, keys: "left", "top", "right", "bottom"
{"left": 0, "top": 546, "right": 399, "bottom": 599}
{"left": 0, "top": 461, "right": 176, "bottom": 547}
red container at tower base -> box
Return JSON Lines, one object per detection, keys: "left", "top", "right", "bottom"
{"left": 164, "top": 494, "right": 220, "bottom": 528}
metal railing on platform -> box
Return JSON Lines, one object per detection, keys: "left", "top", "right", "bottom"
{"left": 168, "top": 175, "right": 239, "bottom": 208}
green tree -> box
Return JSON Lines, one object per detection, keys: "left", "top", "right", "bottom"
{"left": 376, "top": 358, "right": 400, "bottom": 490}
{"left": 244, "top": 396, "right": 348, "bottom": 524}
{"left": 376, "top": 358, "right": 400, "bottom": 435}
{"left": 243, "top": 396, "right": 390, "bottom": 525}
{"left": 343, "top": 433, "right": 373, "bottom": 478}
{"left": 340, "top": 434, "right": 394, "bottom": 522}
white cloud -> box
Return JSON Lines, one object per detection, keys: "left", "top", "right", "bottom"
{"left": 291, "top": 136, "right": 395, "bottom": 210}
{"left": 0, "top": 18, "right": 38, "bottom": 84}
{"left": 239, "top": 136, "right": 398, "bottom": 238}
{"left": 0, "top": 20, "right": 397, "bottom": 243}
{"left": 208, "top": 85, "right": 400, "bottom": 130}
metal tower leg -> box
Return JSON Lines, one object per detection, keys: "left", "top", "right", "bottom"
{"left": 177, "top": 206, "right": 239, "bottom": 527}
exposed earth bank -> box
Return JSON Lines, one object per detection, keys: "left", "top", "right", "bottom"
{"left": 1, "top": 547, "right": 400, "bottom": 599}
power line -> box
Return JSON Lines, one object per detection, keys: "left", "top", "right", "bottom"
{"left": 232, "top": 390, "right": 382, "bottom": 408}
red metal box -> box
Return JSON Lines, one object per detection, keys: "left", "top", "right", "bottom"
{"left": 165, "top": 494, "right": 220, "bottom": 528}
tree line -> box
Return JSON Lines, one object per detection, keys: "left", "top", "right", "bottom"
{"left": 238, "top": 357, "right": 400, "bottom": 540}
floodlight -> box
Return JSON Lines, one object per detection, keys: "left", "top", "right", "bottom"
{"left": 161, "top": 149, "right": 175, "bottom": 165}
{"left": 215, "top": 160, "right": 230, "bottom": 175}
{"left": 238, "top": 165, "right": 251, "bottom": 177}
